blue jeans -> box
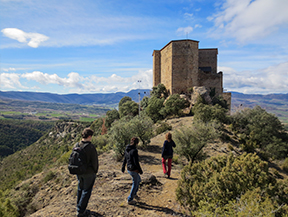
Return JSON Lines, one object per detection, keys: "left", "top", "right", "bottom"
{"left": 127, "top": 170, "right": 141, "bottom": 202}
{"left": 77, "top": 173, "right": 96, "bottom": 214}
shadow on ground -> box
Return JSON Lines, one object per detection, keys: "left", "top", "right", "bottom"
{"left": 144, "top": 145, "right": 163, "bottom": 154}
{"left": 134, "top": 202, "right": 188, "bottom": 216}
{"left": 140, "top": 154, "right": 161, "bottom": 165}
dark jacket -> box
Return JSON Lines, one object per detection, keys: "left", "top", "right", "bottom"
{"left": 76, "top": 141, "right": 99, "bottom": 174}
{"left": 161, "top": 140, "right": 176, "bottom": 159}
{"left": 121, "top": 144, "right": 143, "bottom": 174}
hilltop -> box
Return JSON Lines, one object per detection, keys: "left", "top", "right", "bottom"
{"left": 3, "top": 116, "right": 287, "bottom": 216}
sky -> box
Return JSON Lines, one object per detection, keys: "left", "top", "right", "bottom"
{"left": 0, "top": 0, "right": 288, "bottom": 95}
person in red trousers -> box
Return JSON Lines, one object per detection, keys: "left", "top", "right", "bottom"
{"left": 161, "top": 132, "right": 176, "bottom": 178}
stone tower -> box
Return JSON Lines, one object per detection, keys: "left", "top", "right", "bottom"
{"left": 153, "top": 39, "right": 223, "bottom": 97}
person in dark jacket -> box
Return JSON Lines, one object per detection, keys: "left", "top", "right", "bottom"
{"left": 161, "top": 132, "right": 176, "bottom": 178}
{"left": 75, "top": 128, "right": 99, "bottom": 217}
{"left": 121, "top": 137, "right": 143, "bottom": 205}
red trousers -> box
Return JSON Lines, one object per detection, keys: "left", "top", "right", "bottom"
{"left": 162, "top": 158, "right": 172, "bottom": 176}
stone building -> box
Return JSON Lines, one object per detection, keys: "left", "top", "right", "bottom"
{"left": 153, "top": 39, "right": 231, "bottom": 107}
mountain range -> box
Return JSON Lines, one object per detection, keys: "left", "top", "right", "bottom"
{"left": 0, "top": 89, "right": 151, "bottom": 106}
{"left": 1, "top": 90, "right": 288, "bottom": 125}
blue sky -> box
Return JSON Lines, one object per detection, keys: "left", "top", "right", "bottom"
{"left": 1, "top": 0, "right": 288, "bottom": 94}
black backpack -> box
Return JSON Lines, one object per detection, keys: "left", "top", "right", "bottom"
{"left": 68, "top": 142, "right": 89, "bottom": 175}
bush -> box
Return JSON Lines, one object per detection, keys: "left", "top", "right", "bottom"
{"left": 282, "top": 158, "right": 288, "bottom": 173}
{"left": 193, "top": 103, "right": 229, "bottom": 124}
{"left": 155, "top": 122, "right": 172, "bottom": 135}
{"left": 160, "top": 94, "right": 189, "bottom": 118}
{"left": 176, "top": 153, "right": 288, "bottom": 216}
{"left": 92, "top": 134, "right": 110, "bottom": 152}
{"left": 174, "top": 120, "right": 220, "bottom": 162}
{"left": 43, "top": 171, "right": 56, "bottom": 183}
{"left": 231, "top": 106, "right": 288, "bottom": 159}
{"left": 145, "top": 96, "right": 165, "bottom": 122}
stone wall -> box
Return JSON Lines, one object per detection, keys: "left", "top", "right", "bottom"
{"left": 171, "top": 40, "right": 199, "bottom": 94}
{"left": 153, "top": 39, "right": 226, "bottom": 98}
{"left": 199, "top": 49, "right": 218, "bottom": 74}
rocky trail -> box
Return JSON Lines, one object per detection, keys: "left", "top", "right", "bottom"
{"left": 26, "top": 117, "right": 197, "bottom": 217}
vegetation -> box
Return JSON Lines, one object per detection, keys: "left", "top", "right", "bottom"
{"left": 1, "top": 85, "right": 288, "bottom": 216}
{"left": 108, "top": 114, "right": 154, "bottom": 158}
{"left": 231, "top": 106, "right": 288, "bottom": 159}
{"left": 160, "top": 94, "right": 189, "bottom": 118}
{"left": 0, "top": 98, "right": 109, "bottom": 121}
{"left": 176, "top": 153, "right": 288, "bottom": 216}
{"left": 0, "top": 119, "right": 54, "bottom": 158}
{"left": 118, "top": 97, "right": 138, "bottom": 118}
{"left": 174, "top": 120, "right": 220, "bottom": 162}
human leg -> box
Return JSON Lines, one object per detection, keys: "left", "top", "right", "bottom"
{"left": 77, "top": 173, "right": 96, "bottom": 214}
{"left": 127, "top": 170, "right": 141, "bottom": 202}
{"left": 167, "top": 158, "right": 172, "bottom": 177}
{"left": 162, "top": 158, "right": 167, "bottom": 174}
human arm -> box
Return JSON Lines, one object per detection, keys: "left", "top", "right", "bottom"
{"left": 133, "top": 149, "right": 143, "bottom": 174}
{"left": 121, "top": 155, "right": 127, "bottom": 173}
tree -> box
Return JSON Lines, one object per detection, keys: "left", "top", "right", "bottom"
{"left": 105, "top": 109, "right": 119, "bottom": 128}
{"left": 174, "top": 120, "right": 220, "bottom": 162}
{"left": 140, "top": 96, "right": 149, "bottom": 110}
{"left": 160, "top": 94, "right": 189, "bottom": 118}
{"left": 119, "top": 100, "right": 138, "bottom": 118}
{"left": 108, "top": 116, "right": 133, "bottom": 157}
{"left": 129, "top": 114, "right": 154, "bottom": 147}
{"left": 118, "top": 96, "right": 132, "bottom": 108}
{"left": 145, "top": 96, "right": 165, "bottom": 122}
{"left": 150, "top": 83, "right": 168, "bottom": 99}
{"left": 108, "top": 114, "right": 154, "bottom": 157}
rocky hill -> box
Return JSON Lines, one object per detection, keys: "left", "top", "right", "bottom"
{"left": 3, "top": 117, "right": 287, "bottom": 217}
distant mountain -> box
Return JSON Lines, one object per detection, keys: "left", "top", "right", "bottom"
{"left": 0, "top": 89, "right": 151, "bottom": 105}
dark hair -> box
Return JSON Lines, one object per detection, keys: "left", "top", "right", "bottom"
{"left": 165, "top": 132, "right": 172, "bottom": 141}
{"left": 81, "top": 128, "right": 94, "bottom": 139}
{"left": 130, "top": 137, "right": 139, "bottom": 146}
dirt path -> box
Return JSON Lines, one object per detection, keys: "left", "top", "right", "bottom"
{"left": 29, "top": 117, "right": 194, "bottom": 217}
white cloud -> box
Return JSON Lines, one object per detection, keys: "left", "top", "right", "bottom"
{"left": 221, "top": 61, "right": 288, "bottom": 94}
{"left": 176, "top": 26, "right": 193, "bottom": 36}
{"left": 1, "top": 28, "right": 49, "bottom": 48}
{"left": 21, "top": 71, "right": 83, "bottom": 88}
{"left": 210, "top": 0, "right": 288, "bottom": 43}
{"left": 4, "top": 69, "right": 152, "bottom": 93}
{"left": 0, "top": 72, "right": 27, "bottom": 89}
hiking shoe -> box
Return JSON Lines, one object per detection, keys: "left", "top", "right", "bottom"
{"left": 77, "top": 209, "right": 90, "bottom": 217}
{"left": 127, "top": 200, "right": 136, "bottom": 205}
{"left": 134, "top": 195, "right": 140, "bottom": 200}
{"left": 164, "top": 173, "right": 168, "bottom": 178}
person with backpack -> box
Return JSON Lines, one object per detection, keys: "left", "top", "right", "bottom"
{"left": 161, "top": 132, "right": 176, "bottom": 178}
{"left": 69, "top": 128, "right": 98, "bottom": 217}
{"left": 121, "top": 137, "right": 143, "bottom": 205}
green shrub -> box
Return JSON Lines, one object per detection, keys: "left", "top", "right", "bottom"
{"left": 282, "top": 158, "right": 288, "bottom": 173}
{"left": 43, "top": 171, "right": 56, "bottom": 183}
{"left": 155, "top": 122, "right": 172, "bottom": 135}
{"left": 231, "top": 106, "right": 288, "bottom": 159}
{"left": 174, "top": 120, "right": 220, "bottom": 162}
{"left": 176, "top": 153, "right": 288, "bottom": 216}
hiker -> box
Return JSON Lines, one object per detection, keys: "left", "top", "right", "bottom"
{"left": 121, "top": 137, "right": 143, "bottom": 205}
{"left": 75, "top": 128, "right": 99, "bottom": 217}
{"left": 161, "top": 132, "right": 176, "bottom": 178}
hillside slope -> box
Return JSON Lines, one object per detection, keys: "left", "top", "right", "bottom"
{"left": 7, "top": 117, "right": 245, "bottom": 217}
{"left": 4, "top": 117, "right": 287, "bottom": 216}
